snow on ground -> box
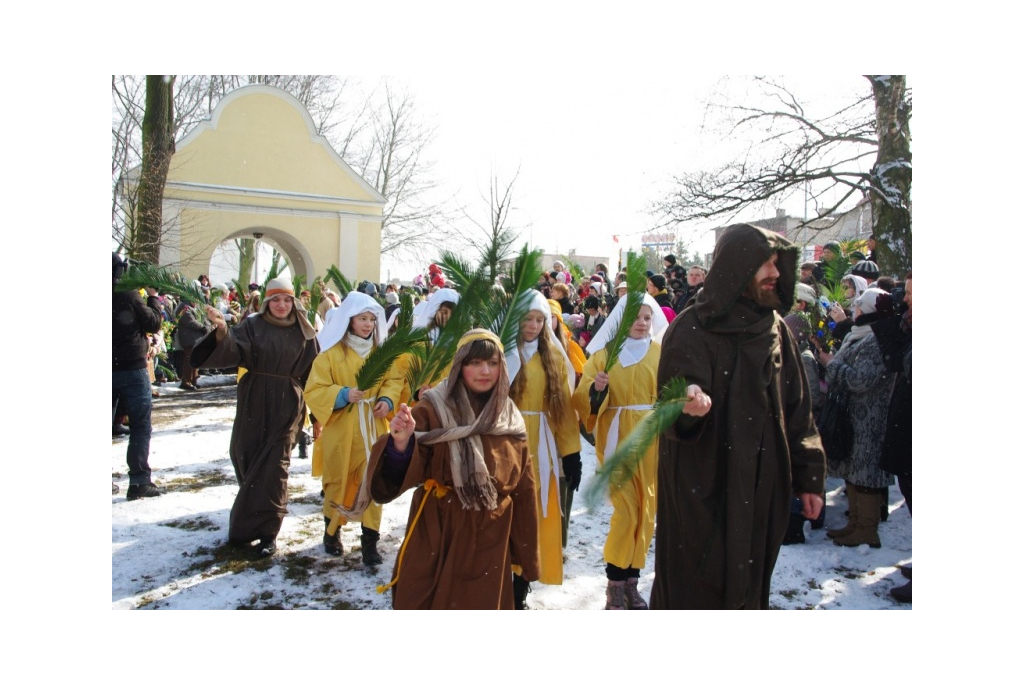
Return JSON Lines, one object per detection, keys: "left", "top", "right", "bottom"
{"left": 112, "top": 374, "right": 911, "bottom": 611}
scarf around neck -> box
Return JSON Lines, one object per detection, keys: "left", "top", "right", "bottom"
{"left": 344, "top": 331, "right": 374, "bottom": 359}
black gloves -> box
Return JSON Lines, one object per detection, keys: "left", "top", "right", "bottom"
{"left": 562, "top": 453, "right": 582, "bottom": 491}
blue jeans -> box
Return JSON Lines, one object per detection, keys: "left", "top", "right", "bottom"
{"left": 112, "top": 368, "right": 153, "bottom": 485}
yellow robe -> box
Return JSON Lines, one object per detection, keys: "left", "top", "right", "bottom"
{"left": 572, "top": 343, "right": 660, "bottom": 570}
{"left": 303, "top": 342, "right": 404, "bottom": 530}
{"left": 513, "top": 352, "right": 581, "bottom": 585}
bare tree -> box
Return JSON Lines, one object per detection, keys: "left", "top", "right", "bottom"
{"left": 654, "top": 76, "right": 912, "bottom": 274}
{"left": 459, "top": 167, "right": 525, "bottom": 282}
{"left": 867, "top": 76, "right": 912, "bottom": 276}
{"left": 134, "top": 75, "right": 176, "bottom": 264}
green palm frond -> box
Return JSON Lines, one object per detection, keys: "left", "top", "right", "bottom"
{"left": 603, "top": 252, "right": 647, "bottom": 372}
{"left": 397, "top": 291, "right": 415, "bottom": 329}
{"left": 291, "top": 274, "right": 307, "bottom": 299}
{"left": 489, "top": 245, "right": 543, "bottom": 352}
{"left": 354, "top": 326, "right": 429, "bottom": 403}
{"left": 116, "top": 264, "right": 217, "bottom": 319}
{"left": 583, "top": 375, "right": 690, "bottom": 509}
{"left": 560, "top": 255, "right": 587, "bottom": 285}
{"left": 325, "top": 266, "right": 354, "bottom": 297}
{"left": 438, "top": 251, "right": 476, "bottom": 293}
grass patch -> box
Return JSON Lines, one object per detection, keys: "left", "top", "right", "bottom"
{"left": 282, "top": 554, "right": 318, "bottom": 584}
{"left": 184, "top": 542, "right": 273, "bottom": 576}
{"left": 161, "top": 515, "right": 220, "bottom": 532}
{"left": 166, "top": 469, "right": 235, "bottom": 494}
{"left": 290, "top": 493, "right": 323, "bottom": 507}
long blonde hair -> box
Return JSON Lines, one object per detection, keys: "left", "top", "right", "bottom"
{"left": 510, "top": 320, "right": 568, "bottom": 421}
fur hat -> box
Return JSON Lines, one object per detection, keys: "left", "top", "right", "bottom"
{"left": 385, "top": 291, "right": 399, "bottom": 305}
{"left": 795, "top": 282, "right": 817, "bottom": 306}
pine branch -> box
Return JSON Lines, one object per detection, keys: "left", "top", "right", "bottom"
{"left": 583, "top": 376, "right": 690, "bottom": 509}
{"left": 604, "top": 253, "right": 647, "bottom": 372}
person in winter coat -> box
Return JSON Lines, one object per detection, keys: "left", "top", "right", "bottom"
{"left": 506, "top": 291, "right": 582, "bottom": 607}
{"left": 303, "top": 293, "right": 403, "bottom": 565}
{"left": 574, "top": 293, "right": 669, "bottom": 609}
{"left": 818, "top": 288, "right": 896, "bottom": 549}
{"left": 363, "top": 329, "right": 540, "bottom": 609}
{"left": 112, "top": 253, "right": 164, "bottom": 500}
{"left": 173, "top": 299, "right": 213, "bottom": 390}
{"left": 650, "top": 224, "right": 825, "bottom": 610}
{"left": 193, "top": 277, "right": 319, "bottom": 557}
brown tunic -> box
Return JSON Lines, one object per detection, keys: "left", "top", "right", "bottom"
{"left": 368, "top": 400, "right": 540, "bottom": 609}
{"left": 192, "top": 314, "right": 318, "bottom": 543}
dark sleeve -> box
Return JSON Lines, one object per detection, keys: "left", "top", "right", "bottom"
{"left": 190, "top": 329, "right": 221, "bottom": 367}
{"left": 657, "top": 314, "right": 712, "bottom": 442}
{"left": 779, "top": 323, "right": 826, "bottom": 497}
{"left": 871, "top": 316, "right": 910, "bottom": 373}
{"left": 132, "top": 293, "right": 163, "bottom": 334}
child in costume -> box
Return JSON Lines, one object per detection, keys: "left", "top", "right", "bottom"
{"left": 303, "top": 292, "right": 403, "bottom": 565}
{"left": 573, "top": 293, "right": 668, "bottom": 609}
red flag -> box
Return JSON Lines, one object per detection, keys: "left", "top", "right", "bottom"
{"left": 612, "top": 235, "right": 619, "bottom": 243}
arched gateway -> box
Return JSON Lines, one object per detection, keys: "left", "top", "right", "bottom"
{"left": 156, "top": 84, "right": 385, "bottom": 284}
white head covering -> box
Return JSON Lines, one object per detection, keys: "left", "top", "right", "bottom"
{"left": 842, "top": 274, "right": 869, "bottom": 303}
{"left": 586, "top": 292, "right": 668, "bottom": 367}
{"left": 316, "top": 291, "right": 386, "bottom": 351}
{"left": 505, "top": 290, "right": 574, "bottom": 384}
{"left": 415, "top": 288, "right": 460, "bottom": 330}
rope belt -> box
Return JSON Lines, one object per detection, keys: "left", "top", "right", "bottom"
{"left": 603, "top": 404, "right": 654, "bottom": 462}
{"left": 377, "top": 478, "right": 450, "bottom": 594}
{"left": 326, "top": 396, "right": 379, "bottom": 536}
{"left": 520, "top": 410, "right": 561, "bottom": 518}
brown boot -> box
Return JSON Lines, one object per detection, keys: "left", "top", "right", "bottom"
{"left": 623, "top": 578, "right": 648, "bottom": 610}
{"left": 605, "top": 580, "right": 626, "bottom": 610}
{"left": 834, "top": 486, "right": 881, "bottom": 548}
{"left": 827, "top": 482, "right": 859, "bottom": 539}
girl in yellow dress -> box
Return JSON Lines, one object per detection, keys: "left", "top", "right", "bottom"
{"left": 304, "top": 292, "right": 404, "bottom": 565}
{"left": 573, "top": 293, "right": 667, "bottom": 609}
{"left": 506, "top": 291, "right": 582, "bottom": 608}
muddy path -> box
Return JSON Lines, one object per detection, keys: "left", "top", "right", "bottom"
{"left": 149, "top": 381, "right": 237, "bottom": 429}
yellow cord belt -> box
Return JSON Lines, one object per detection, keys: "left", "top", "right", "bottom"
{"left": 376, "top": 478, "right": 450, "bottom": 594}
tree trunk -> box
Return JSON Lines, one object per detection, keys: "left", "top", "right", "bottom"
{"left": 134, "top": 75, "right": 176, "bottom": 264}
{"left": 236, "top": 238, "right": 255, "bottom": 287}
{"left": 867, "top": 75, "right": 911, "bottom": 278}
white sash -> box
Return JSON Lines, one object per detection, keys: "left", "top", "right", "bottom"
{"left": 355, "top": 395, "right": 380, "bottom": 462}
{"left": 603, "top": 404, "right": 654, "bottom": 462}
{"left": 520, "top": 410, "right": 561, "bottom": 519}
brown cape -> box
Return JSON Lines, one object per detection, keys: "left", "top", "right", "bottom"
{"left": 650, "top": 224, "right": 825, "bottom": 609}
{"left": 192, "top": 314, "right": 319, "bottom": 543}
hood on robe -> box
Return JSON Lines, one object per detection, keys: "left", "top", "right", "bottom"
{"left": 694, "top": 223, "right": 800, "bottom": 324}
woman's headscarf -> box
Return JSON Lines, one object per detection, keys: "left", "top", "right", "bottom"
{"left": 414, "top": 288, "right": 460, "bottom": 332}
{"left": 316, "top": 291, "right": 386, "bottom": 352}
{"left": 505, "top": 289, "right": 575, "bottom": 387}
{"left": 585, "top": 291, "right": 668, "bottom": 366}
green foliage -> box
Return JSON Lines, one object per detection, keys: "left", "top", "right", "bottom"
{"left": 603, "top": 253, "right": 647, "bottom": 373}
{"left": 437, "top": 251, "right": 476, "bottom": 293}
{"left": 583, "top": 375, "right": 689, "bottom": 509}
{"left": 116, "top": 263, "right": 218, "bottom": 320}
{"left": 325, "top": 266, "right": 353, "bottom": 297}
{"left": 489, "top": 246, "right": 544, "bottom": 352}
{"left": 560, "top": 255, "right": 587, "bottom": 286}
{"left": 353, "top": 326, "right": 428, "bottom": 402}
{"left": 397, "top": 291, "right": 415, "bottom": 329}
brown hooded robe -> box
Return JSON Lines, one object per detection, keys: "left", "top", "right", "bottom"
{"left": 650, "top": 224, "right": 826, "bottom": 610}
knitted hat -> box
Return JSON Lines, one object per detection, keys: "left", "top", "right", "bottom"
{"left": 795, "top": 282, "right": 817, "bottom": 306}
{"left": 664, "top": 253, "right": 677, "bottom": 266}
{"left": 823, "top": 241, "right": 842, "bottom": 255}
{"left": 849, "top": 250, "right": 866, "bottom": 260}
{"left": 851, "top": 260, "right": 880, "bottom": 279}
{"left": 385, "top": 291, "right": 399, "bottom": 305}
{"left": 264, "top": 277, "right": 294, "bottom": 299}
{"left": 649, "top": 274, "right": 667, "bottom": 290}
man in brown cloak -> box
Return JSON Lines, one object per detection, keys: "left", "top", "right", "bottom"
{"left": 650, "top": 224, "right": 826, "bottom": 609}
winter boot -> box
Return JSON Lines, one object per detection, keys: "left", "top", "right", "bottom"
{"left": 257, "top": 538, "right": 277, "bottom": 558}
{"left": 360, "top": 527, "right": 383, "bottom": 566}
{"left": 323, "top": 517, "right": 343, "bottom": 557}
{"left": 810, "top": 499, "right": 827, "bottom": 530}
{"left": 126, "top": 483, "right": 163, "bottom": 501}
{"left": 605, "top": 580, "right": 626, "bottom": 610}
{"left": 623, "top": 578, "right": 648, "bottom": 610}
{"left": 512, "top": 574, "right": 531, "bottom": 610}
{"left": 879, "top": 486, "right": 890, "bottom": 522}
{"left": 833, "top": 486, "right": 882, "bottom": 548}
{"left": 827, "top": 482, "right": 859, "bottom": 539}
{"left": 296, "top": 430, "right": 310, "bottom": 459}
{"left": 782, "top": 513, "right": 806, "bottom": 545}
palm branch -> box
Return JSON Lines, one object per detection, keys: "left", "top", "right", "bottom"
{"left": 487, "top": 245, "right": 543, "bottom": 352}
{"left": 115, "top": 263, "right": 218, "bottom": 320}
{"left": 603, "top": 252, "right": 647, "bottom": 372}
{"left": 353, "top": 326, "right": 429, "bottom": 404}
{"left": 583, "top": 375, "right": 690, "bottom": 509}
{"left": 560, "top": 254, "right": 587, "bottom": 286}
{"left": 325, "top": 266, "right": 354, "bottom": 297}
{"left": 397, "top": 291, "right": 415, "bottom": 329}
{"left": 437, "top": 251, "right": 476, "bottom": 293}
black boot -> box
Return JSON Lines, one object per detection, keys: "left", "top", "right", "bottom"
{"left": 323, "top": 517, "right": 343, "bottom": 556}
{"left": 296, "top": 430, "right": 310, "bottom": 459}
{"left": 512, "top": 573, "right": 531, "bottom": 610}
{"left": 781, "top": 512, "right": 806, "bottom": 545}
{"left": 360, "top": 526, "right": 383, "bottom": 566}
{"left": 810, "top": 500, "right": 826, "bottom": 530}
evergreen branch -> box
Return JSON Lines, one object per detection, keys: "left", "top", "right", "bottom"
{"left": 583, "top": 375, "right": 690, "bottom": 509}
{"left": 603, "top": 253, "right": 647, "bottom": 372}
{"left": 354, "top": 326, "right": 429, "bottom": 401}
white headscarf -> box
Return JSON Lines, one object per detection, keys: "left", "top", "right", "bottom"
{"left": 414, "top": 288, "right": 460, "bottom": 331}
{"left": 504, "top": 289, "right": 575, "bottom": 388}
{"left": 586, "top": 292, "right": 668, "bottom": 367}
{"left": 316, "top": 291, "right": 386, "bottom": 352}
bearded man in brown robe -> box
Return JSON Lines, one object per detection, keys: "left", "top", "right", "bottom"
{"left": 650, "top": 224, "right": 826, "bottom": 610}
